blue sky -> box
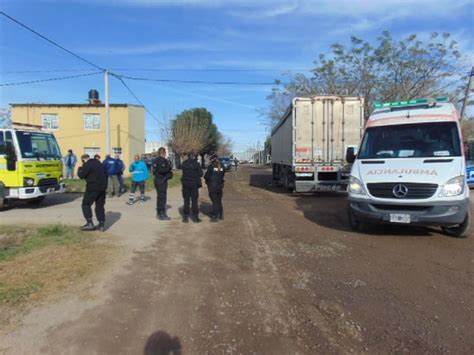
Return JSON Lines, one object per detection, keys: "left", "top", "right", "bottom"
{"left": 1, "top": 0, "right": 473, "bottom": 152}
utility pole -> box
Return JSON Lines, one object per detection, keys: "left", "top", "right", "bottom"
{"left": 460, "top": 66, "right": 474, "bottom": 121}
{"left": 104, "top": 69, "right": 111, "bottom": 155}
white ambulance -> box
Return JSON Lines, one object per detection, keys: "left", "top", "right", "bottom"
{"left": 347, "top": 97, "right": 471, "bottom": 238}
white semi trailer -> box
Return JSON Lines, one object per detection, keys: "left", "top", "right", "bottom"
{"left": 271, "top": 96, "right": 364, "bottom": 192}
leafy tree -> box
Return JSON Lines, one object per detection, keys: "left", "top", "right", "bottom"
{"left": 0, "top": 108, "right": 12, "bottom": 128}
{"left": 462, "top": 120, "right": 474, "bottom": 141}
{"left": 169, "top": 107, "right": 220, "bottom": 166}
{"left": 264, "top": 136, "right": 272, "bottom": 155}
{"left": 216, "top": 133, "right": 233, "bottom": 156}
{"left": 267, "top": 31, "right": 467, "bottom": 127}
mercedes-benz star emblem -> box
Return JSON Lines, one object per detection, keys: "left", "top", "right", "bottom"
{"left": 393, "top": 184, "right": 408, "bottom": 198}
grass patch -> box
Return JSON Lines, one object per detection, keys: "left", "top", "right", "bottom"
{"left": 65, "top": 170, "right": 182, "bottom": 193}
{"left": 63, "top": 178, "right": 86, "bottom": 193}
{"left": 0, "top": 225, "right": 90, "bottom": 262}
{"left": 0, "top": 225, "right": 112, "bottom": 312}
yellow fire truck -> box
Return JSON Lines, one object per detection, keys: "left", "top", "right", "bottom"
{"left": 0, "top": 123, "right": 65, "bottom": 209}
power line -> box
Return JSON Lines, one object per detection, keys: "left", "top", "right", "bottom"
{"left": 2, "top": 68, "right": 93, "bottom": 74}
{"left": 115, "top": 74, "right": 289, "bottom": 86}
{"left": 2, "top": 67, "right": 313, "bottom": 74}
{"left": 0, "top": 71, "right": 103, "bottom": 87}
{"left": 110, "top": 73, "right": 162, "bottom": 126}
{"left": 110, "top": 67, "right": 313, "bottom": 73}
{"left": 0, "top": 11, "right": 105, "bottom": 71}
{"left": 1, "top": 12, "right": 166, "bottom": 135}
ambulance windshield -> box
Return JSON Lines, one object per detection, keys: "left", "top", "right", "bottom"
{"left": 358, "top": 122, "right": 461, "bottom": 159}
{"left": 15, "top": 131, "right": 62, "bottom": 160}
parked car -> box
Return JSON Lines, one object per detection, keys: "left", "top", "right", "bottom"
{"left": 219, "top": 157, "right": 232, "bottom": 171}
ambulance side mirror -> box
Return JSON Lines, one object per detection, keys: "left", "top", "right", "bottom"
{"left": 346, "top": 147, "right": 356, "bottom": 164}
{"left": 5, "top": 142, "right": 17, "bottom": 171}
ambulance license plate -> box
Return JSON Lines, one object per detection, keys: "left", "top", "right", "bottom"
{"left": 390, "top": 213, "right": 410, "bottom": 224}
{"left": 47, "top": 188, "right": 55, "bottom": 193}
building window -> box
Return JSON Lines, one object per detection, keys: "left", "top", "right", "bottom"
{"left": 84, "top": 113, "right": 101, "bottom": 130}
{"left": 112, "top": 147, "right": 122, "bottom": 156}
{"left": 42, "top": 114, "right": 59, "bottom": 130}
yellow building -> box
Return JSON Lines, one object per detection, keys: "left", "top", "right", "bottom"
{"left": 10, "top": 102, "right": 145, "bottom": 173}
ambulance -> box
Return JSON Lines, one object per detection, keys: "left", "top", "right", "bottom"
{"left": 347, "top": 98, "right": 471, "bottom": 238}
{"left": 0, "top": 123, "right": 65, "bottom": 209}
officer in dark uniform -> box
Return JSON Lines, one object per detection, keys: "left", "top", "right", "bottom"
{"left": 152, "top": 147, "right": 173, "bottom": 220}
{"left": 181, "top": 152, "right": 203, "bottom": 223}
{"left": 204, "top": 154, "right": 225, "bottom": 222}
{"left": 78, "top": 154, "right": 108, "bottom": 231}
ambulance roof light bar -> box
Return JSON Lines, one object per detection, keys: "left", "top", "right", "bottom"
{"left": 373, "top": 97, "right": 448, "bottom": 109}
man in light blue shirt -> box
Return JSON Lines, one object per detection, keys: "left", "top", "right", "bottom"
{"left": 127, "top": 154, "right": 150, "bottom": 205}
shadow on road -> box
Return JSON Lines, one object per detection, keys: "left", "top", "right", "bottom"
{"left": 248, "top": 173, "right": 293, "bottom": 196}
{"left": 293, "top": 195, "right": 439, "bottom": 237}
{"left": 248, "top": 170, "right": 439, "bottom": 237}
{"left": 4, "top": 193, "right": 82, "bottom": 211}
{"left": 143, "top": 330, "right": 182, "bottom": 355}
{"left": 199, "top": 201, "right": 213, "bottom": 218}
{"left": 105, "top": 211, "right": 121, "bottom": 230}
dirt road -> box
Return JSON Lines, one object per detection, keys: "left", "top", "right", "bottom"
{"left": 2, "top": 166, "right": 473, "bottom": 354}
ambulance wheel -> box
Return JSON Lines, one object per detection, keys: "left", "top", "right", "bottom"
{"left": 348, "top": 206, "right": 365, "bottom": 232}
{"left": 27, "top": 196, "right": 45, "bottom": 205}
{"left": 441, "top": 211, "right": 471, "bottom": 238}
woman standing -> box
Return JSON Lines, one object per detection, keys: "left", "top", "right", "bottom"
{"left": 204, "top": 154, "right": 225, "bottom": 222}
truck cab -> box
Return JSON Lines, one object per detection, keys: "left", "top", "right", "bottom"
{"left": 347, "top": 98, "right": 471, "bottom": 238}
{"left": 0, "top": 124, "right": 65, "bottom": 208}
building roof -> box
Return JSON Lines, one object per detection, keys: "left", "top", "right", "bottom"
{"left": 10, "top": 103, "right": 144, "bottom": 108}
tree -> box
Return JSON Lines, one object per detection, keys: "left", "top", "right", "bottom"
{"left": 462, "top": 120, "right": 474, "bottom": 141}
{"left": 169, "top": 107, "right": 220, "bottom": 166}
{"left": 216, "top": 134, "right": 233, "bottom": 156}
{"left": 267, "top": 31, "right": 467, "bottom": 126}
{"left": 0, "top": 108, "right": 12, "bottom": 128}
{"left": 264, "top": 136, "right": 272, "bottom": 155}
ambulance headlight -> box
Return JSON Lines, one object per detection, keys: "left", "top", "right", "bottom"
{"left": 348, "top": 176, "right": 366, "bottom": 195}
{"left": 23, "top": 177, "right": 35, "bottom": 187}
{"left": 439, "top": 176, "right": 465, "bottom": 197}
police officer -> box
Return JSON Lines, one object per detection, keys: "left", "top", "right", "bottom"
{"left": 181, "top": 152, "right": 203, "bottom": 223}
{"left": 78, "top": 154, "right": 108, "bottom": 231}
{"left": 152, "top": 147, "right": 173, "bottom": 220}
{"left": 204, "top": 154, "right": 225, "bottom": 222}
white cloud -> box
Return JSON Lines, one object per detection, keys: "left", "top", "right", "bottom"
{"left": 228, "top": 1, "right": 299, "bottom": 18}
{"left": 106, "top": 0, "right": 474, "bottom": 20}
{"left": 208, "top": 58, "right": 312, "bottom": 71}
{"left": 78, "top": 42, "right": 209, "bottom": 55}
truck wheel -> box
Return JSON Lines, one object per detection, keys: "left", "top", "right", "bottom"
{"left": 0, "top": 183, "right": 5, "bottom": 210}
{"left": 284, "top": 173, "right": 295, "bottom": 192}
{"left": 26, "top": 196, "right": 45, "bottom": 206}
{"left": 441, "top": 211, "right": 471, "bottom": 238}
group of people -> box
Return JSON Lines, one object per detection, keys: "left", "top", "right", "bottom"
{"left": 76, "top": 147, "right": 226, "bottom": 231}
{"left": 64, "top": 150, "right": 125, "bottom": 198}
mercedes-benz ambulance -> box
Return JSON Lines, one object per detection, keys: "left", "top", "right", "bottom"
{"left": 0, "top": 123, "right": 65, "bottom": 209}
{"left": 347, "top": 98, "right": 471, "bottom": 238}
